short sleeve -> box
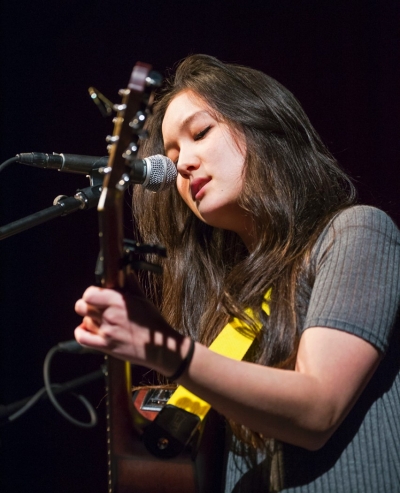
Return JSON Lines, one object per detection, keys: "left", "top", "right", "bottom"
{"left": 304, "top": 206, "right": 400, "bottom": 353}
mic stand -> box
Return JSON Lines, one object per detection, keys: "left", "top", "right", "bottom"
{"left": 0, "top": 184, "right": 101, "bottom": 241}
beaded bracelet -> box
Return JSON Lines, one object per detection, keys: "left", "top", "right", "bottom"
{"left": 168, "top": 338, "right": 196, "bottom": 381}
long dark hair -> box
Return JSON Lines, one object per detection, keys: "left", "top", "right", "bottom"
{"left": 133, "top": 54, "right": 356, "bottom": 445}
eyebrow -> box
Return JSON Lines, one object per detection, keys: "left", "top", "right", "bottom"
{"left": 163, "top": 110, "right": 211, "bottom": 154}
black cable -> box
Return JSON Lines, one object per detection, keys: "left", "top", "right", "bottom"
{"left": 7, "top": 386, "right": 60, "bottom": 422}
{"left": 0, "top": 156, "right": 19, "bottom": 173}
{"left": 43, "top": 345, "right": 99, "bottom": 428}
{"left": 1, "top": 369, "right": 104, "bottom": 425}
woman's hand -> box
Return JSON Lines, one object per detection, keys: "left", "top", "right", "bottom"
{"left": 74, "top": 285, "right": 190, "bottom": 377}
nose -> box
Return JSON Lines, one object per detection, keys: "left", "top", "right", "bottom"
{"left": 176, "top": 147, "right": 200, "bottom": 177}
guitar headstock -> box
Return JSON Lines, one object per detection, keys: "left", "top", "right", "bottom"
{"left": 97, "top": 62, "right": 162, "bottom": 289}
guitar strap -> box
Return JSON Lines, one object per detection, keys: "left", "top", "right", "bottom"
{"left": 143, "top": 290, "right": 271, "bottom": 458}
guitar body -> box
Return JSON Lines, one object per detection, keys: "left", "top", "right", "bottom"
{"left": 107, "top": 359, "right": 225, "bottom": 493}
{"left": 98, "top": 63, "right": 225, "bottom": 493}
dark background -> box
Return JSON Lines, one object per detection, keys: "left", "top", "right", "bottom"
{"left": 0, "top": 1, "right": 399, "bottom": 492}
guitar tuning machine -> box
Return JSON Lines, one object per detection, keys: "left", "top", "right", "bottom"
{"left": 129, "top": 110, "right": 147, "bottom": 130}
{"left": 116, "top": 173, "right": 130, "bottom": 191}
{"left": 145, "top": 71, "right": 162, "bottom": 88}
{"left": 122, "top": 238, "right": 165, "bottom": 274}
{"left": 123, "top": 143, "right": 139, "bottom": 158}
{"left": 123, "top": 239, "right": 167, "bottom": 257}
{"left": 98, "top": 166, "right": 112, "bottom": 175}
{"left": 113, "top": 103, "right": 127, "bottom": 112}
{"left": 88, "top": 86, "right": 114, "bottom": 117}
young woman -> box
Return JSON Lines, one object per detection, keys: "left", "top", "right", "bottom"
{"left": 74, "top": 55, "right": 400, "bottom": 492}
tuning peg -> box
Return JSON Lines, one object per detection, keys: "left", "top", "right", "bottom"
{"left": 113, "top": 103, "right": 127, "bottom": 112}
{"left": 123, "top": 240, "right": 167, "bottom": 257}
{"left": 129, "top": 111, "right": 146, "bottom": 130}
{"left": 123, "top": 143, "right": 139, "bottom": 160}
{"left": 116, "top": 173, "right": 130, "bottom": 191}
{"left": 88, "top": 87, "right": 114, "bottom": 117}
{"left": 146, "top": 71, "right": 162, "bottom": 88}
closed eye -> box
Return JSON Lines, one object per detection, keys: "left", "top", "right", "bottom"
{"left": 194, "top": 125, "right": 211, "bottom": 141}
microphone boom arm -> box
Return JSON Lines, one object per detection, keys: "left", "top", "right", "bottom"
{"left": 0, "top": 185, "right": 101, "bottom": 241}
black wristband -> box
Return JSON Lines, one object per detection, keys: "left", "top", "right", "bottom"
{"left": 168, "top": 338, "right": 195, "bottom": 381}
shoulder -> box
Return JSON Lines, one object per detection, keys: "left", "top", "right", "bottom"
{"left": 329, "top": 205, "right": 399, "bottom": 232}
{"left": 305, "top": 206, "right": 400, "bottom": 351}
{"left": 313, "top": 206, "right": 400, "bottom": 262}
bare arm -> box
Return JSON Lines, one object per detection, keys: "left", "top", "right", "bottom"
{"left": 178, "top": 325, "right": 380, "bottom": 450}
{"left": 75, "top": 287, "right": 380, "bottom": 451}
{"left": 75, "top": 208, "right": 398, "bottom": 450}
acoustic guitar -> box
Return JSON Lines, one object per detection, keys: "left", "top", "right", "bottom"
{"left": 96, "top": 62, "right": 225, "bottom": 493}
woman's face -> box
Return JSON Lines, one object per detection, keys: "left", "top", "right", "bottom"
{"left": 162, "top": 90, "right": 252, "bottom": 241}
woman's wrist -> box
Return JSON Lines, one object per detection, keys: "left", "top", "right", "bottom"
{"left": 145, "top": 327, "right": 195, "bottom": 380}
{"left": 154, "top": 333, "right": 195, "bottom": 380}
{"left": 167, "top": 337, "right": 196, "bottom": 381}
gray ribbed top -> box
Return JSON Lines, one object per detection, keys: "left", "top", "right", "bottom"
{"left": 225, "top": 206, "right": 400, "bottom": 493}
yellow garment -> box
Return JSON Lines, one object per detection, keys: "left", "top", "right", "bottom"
{"left": 167, "top": 290, "right": 271, "bottom": 420}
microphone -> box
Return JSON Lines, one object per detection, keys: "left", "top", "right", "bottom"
{"left": 16, "top": 152, "right": 177, "bottom": 192}
{"left": 125, "top": 154, "right": 177, "bottom": 192}
{"left": 16, "top": 152, "right": 109, "bottom": 174}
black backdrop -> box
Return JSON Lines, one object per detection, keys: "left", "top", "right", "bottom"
{"left": 0, "top": 1, "right": 399, "bottom": 492}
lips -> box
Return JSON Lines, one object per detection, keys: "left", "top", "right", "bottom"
{"left": 191, "top": 177, "right": 211, "bottom": 200}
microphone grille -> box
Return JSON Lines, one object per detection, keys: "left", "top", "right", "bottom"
{"left": 144, "top": 154, "right": 177, "bottom": 192}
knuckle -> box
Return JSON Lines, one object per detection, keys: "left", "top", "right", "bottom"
{"left": 104, "top": 307, "right": 125, "bottom": 326}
